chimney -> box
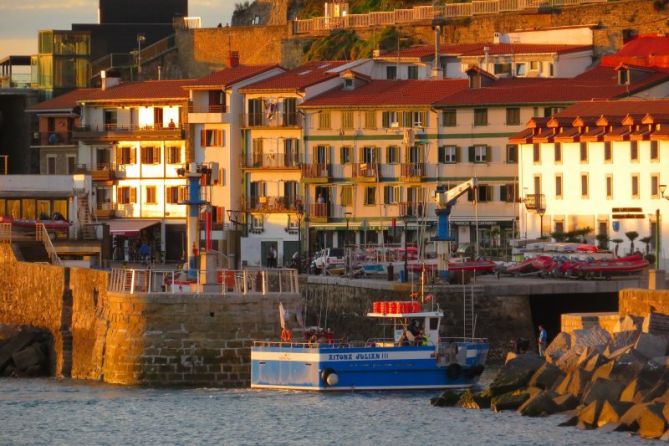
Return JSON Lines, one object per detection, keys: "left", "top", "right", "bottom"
{"left": 229, "top": 51, "right": 240, "bottom": 68}
{"left": 100, "top": 70, "right": 121, "bottom": 91}
{"left": 431, "top": 17, "right": 446, "bottom": 79}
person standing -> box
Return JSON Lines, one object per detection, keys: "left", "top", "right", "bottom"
{"left": 537, "top": 325, "right": 548, "bottom": 356}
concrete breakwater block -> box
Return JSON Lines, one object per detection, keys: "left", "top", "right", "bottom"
{"left": 0, "top": 326, "right": 51, "bottom": 377}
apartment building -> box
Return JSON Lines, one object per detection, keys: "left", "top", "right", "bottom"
{"left": 183, "top": 60, "right": 285, "bottom": 260}
{"left": 73, "top": 75, "right": 191, "bottom": 260}
{"left": 238, "top": 60, "right": 372, "bottom": 266}
{"left": 513, "top": 99, "right": 669, "bottom": 267}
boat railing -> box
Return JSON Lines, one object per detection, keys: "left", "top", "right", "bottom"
{"left": 440, "top": 336, "right": 489, "bottom": 344}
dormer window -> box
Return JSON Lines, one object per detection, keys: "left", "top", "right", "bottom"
{"left": 618, "top": 67, "right": 630, "bottom": 85}
{"left": 469, "top": 73, "right": 481, "bottom": 89}
{"left": 344, "top": 78, "right": 354, "bottom": 90}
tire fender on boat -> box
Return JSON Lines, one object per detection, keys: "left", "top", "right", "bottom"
{"left": 446, "top": 363, "right": 462, "bottom": 380}
{"left": 464, "top": 364, "right": 485, "bottom": 379}
{"left": 321, "top": 368, "right": 339, "bottom": 386}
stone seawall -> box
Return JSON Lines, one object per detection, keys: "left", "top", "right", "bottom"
{"left": 619, "top": 288, "right": 669, "bottom": 316}
{"left": 302, "top": 278, "right": 535, "bottom": 362}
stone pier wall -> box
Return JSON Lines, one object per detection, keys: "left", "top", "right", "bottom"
{"left": 619, "top": 288, "right": 669, "bottom": 316}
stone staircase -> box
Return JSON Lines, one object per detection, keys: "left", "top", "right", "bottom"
{"left": 77, "top": 195, "right": 97, "bottom": 240}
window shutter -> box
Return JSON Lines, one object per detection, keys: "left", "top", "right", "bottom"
{"left": 384, "top": 186, "right": 390, "bottom": 204}
{"left": 116, "top": 187, "right": 123, "bottom": 204}
{"left": 468, "top": 146, "right": 475, "bottom": 162}
{"left": 499, "top": 185, "right": 507, "bottom": 202}
{"left": 116, "top": 148, "right": 122, "bottom": 165}
{"left": 486, "top": 145, "right": 491, "bottom": 162}
{"left": 200, "top": 130, "right": 206, "bottom": 147}
{"left": 438, "top": 146, "right": 445, "bottom": 164}
{"left": 130, "top": 187, "right": 137, "bottom": 204}
{"left": 219, "top": 130, "right": 224, "bottom": 147}
{"left": 154, "top": 146, "right": 160, "bottom": 164}
{"left": 130, "top": 147, "right": 136, "bottom": 164}
{"left": 467, "top": 189, "right": 474, "bottom": 201}
{"left": 382, "top": 112, "right": 389, "bottom": 128}
{"left": 178, "top": 186, "right": 185, "bottom": 202}
{"left": 455, "top": 146, "right": 461, "bottom": 163}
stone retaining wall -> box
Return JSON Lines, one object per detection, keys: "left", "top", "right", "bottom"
{"left": 619, "top": 288, "right": 669, "bottom": 316}
{"left": 560, "top": 312, "right": 621, "bottom": 335}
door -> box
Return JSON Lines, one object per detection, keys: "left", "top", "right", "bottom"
{"left": 284, "top": 181, "right": 298, "bottom": 209}
{"left": 248, "top": 99, "right": 263, "bottom": 126}
{"left": 283, "top": 241, "right": 299, "bottom": 267}
{"left": 283, "top": 98, "right": 297, "bottom": 125}
{"left": 261, "top": 241, "right": 278, "bottom": 267}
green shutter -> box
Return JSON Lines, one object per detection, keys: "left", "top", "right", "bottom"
{"left": 486, "top": 145, "right": 491, "bottom": 163}
{"left": 455, "top": 146, "right": 461, "bottom": 163}
{"left": 468, "top": 146, "right": 475, "bottom": 162}
{"left": 500, "top": 185, "right": 507, "bottom": 202}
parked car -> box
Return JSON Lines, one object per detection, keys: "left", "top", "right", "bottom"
{"left": 310, "top": 248, "right": 346, "bottom": 274}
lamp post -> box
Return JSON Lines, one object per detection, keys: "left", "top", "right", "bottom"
{"left": 345, "top": 211, "right": 352, "bottom": 275}
{"left": 658, "top": 184, "right": 668, "bottom": 270}
{"left": 136, "top": 34, "right": 146, "bottom": 78}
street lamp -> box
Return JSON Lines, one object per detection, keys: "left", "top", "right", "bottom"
{"left": 137, "top": 34, "right": 146, "bottom": 78}
{"left": 345, "top": 211, "right": 352, "bottom": 275}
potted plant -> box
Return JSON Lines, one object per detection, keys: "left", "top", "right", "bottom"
{"left": 625, "top": 231, "right": 639, "bottom": 254}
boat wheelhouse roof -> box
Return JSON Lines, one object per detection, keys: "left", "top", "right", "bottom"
{"left": 367, "top": 310, "right": 444, "bottom": 318}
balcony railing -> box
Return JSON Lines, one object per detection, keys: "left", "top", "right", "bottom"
{"left": 73, "top": 123, "right": 184, "bottom": 139}
{"left": 244, "top": 196, "right": 303, "bottom": 213}
{"left": 242, "top": 113, "right": 302, "bottom": 128}
{"left": 353, "top": 163, "right": 378, "bottom": 180}
{"left": 310, "top": 203, "right": 330, "bottom": 219}
{"left": 32, "top": 131, "right": 74, "bottom": 146}
{"left": 188, "top": 103, "right": 227, "bottom": 113}
{"left": 244, "top": 152, "right": 301, "bottom": 169}
{"left": 401, "top": 163, "right": 425, "bottom": 178}
{"left": 399, "top": 202, "right": 427, "bottom": 218}
{"left": 302, "top": 163, "right": 331, "bottom": 179}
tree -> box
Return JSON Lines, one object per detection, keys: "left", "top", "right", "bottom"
{"left": 611, "top": 238, "right": 623, "bottom": 257}
{"left": 551, "top": 231, "right": 566, "bottom": 242}
{"left": 625, "top": 231, "right": 639, "bottom": 254}
{"left": 595, "top": 233, "right": 610, "bottom": 251}
{"left": 640, "top": 236, "right": 652, "bottom": 255}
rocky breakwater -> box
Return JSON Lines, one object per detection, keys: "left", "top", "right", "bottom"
{"left": 0, "top": 325, "right": 52, "bottom": 377}
{"left": 431, "top": 313, "right": 669, "bottom": 440}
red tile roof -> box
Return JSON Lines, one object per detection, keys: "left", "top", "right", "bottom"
{"left": 240, "top": 61, "right": 350, "bottom": 92}
{"left": 299, "top": 79, "right": 468, "bottom": 108}
{"left": 555, "top": 99, "right": 669, "bottom": 120}
{"left": 601, "top": 35, "right": 669, "bottom": 69}
{"left": 382, "top": 43, "right": 592, "bottom": 59}
{"left": 434, "top": 66, "right": 669, "bottom": 106}
{"left": 28, "top": 88, "right": 99, "bottom": 112}
{"left": 183, "top": 64, "right": 282, "bottom": 89}
{"left": 82, "top": 79, "right": 192, "bottom": 103}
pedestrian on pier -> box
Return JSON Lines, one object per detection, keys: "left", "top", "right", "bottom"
{"left": 537, "top": 325, "right": 547, "bottom": 356}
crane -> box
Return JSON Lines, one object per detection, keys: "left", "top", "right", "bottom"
{"left": 433, "top": 178, "right": 477, "bottom": 281}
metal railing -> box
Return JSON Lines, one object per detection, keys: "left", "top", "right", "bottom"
{"left": 241, "top": 113, "right": 303, "bottom": 128}
{"left": 243, "top": 196, "right": 303, "bottom": 213}
{"left": 188, "top": 103, "right": 227, "bottom": 113}
{"left": 401, "top": 163, "right": 425, "bottom": 178}
{"left": 353, "top": 163, "right": 378, "bottom": 179}
{"left": 35, "top": 223, "right": 62, "bottom": 266}
{"left": 293, "top": 0, "right": 607, "bottom": 33}
{"left": 31, "top": 131, "right": 75, "bottom": 146}
{"left": 302, "top": 163, "right": 331, "bottom": 178}
{"left": 244, "top": 152, "right": 301, "bottom": 169}
{"left": 75, "top": 123, "right": 184, "bottom": 132}
{"left": 108, "top": 267, "right": 299, "bottom": 295}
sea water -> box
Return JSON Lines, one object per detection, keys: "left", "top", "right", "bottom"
{"left": 0, "top": 378, "right": 654, "bottom": 446}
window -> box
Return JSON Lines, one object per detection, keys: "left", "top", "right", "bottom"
{"left": 403, "top": 111, "right": 427, "bottom": 127}
{"left": 493, "top": 63, "right": 511, "bottom": 75}
{"left": 166, "top": 186, "right": 186, "bottom": 204}
{"left": 141, "top": 146, "right": 160, "bottom": 164}
{"left": 555, "top": 221, "right": 564, "bottom": 233}
{"left": 103, "top": 109, "right": 117, "bottom": 128}
{"left": 548, "top": 63, "right": 554, "bottom": 76}
{"left": 364, "top": 111, "right": 376, "bottom": 129}
{"left": 407, "top": 66, "right": 419, "bottom": 79}
{"left": 468, "top": 185, "right": 493, "bottom": 202}
{"left": 382, "top": 111, "right": 399, "bottom": 128}
{"left": 283, "top": 98, "right": 297, "bottom": 125}
{"left": 340, "top": 185, "right": 352, "bottom": 206}
{"left": 117, "top": 186, "right": 136, "bottom": 204}
{"left": 470, "top": 145, "right": 489, "bottom": 163}
{"left": 499, "top": 184, "right": 517, "bottom": 202}
{"left": 631, "top": 174, "right": 639, "bottom": 198}
{"left": 442, "top": 109, "right": 456, "bottom": 127}
{"left": 534, "top": 176, "right": 542, "bottom": 195}
{"left": 145, "top": 186, "right": 157, "bottom": 204}
{"left": 47, "top": 155, "right": 56, "bottom": 175}
{"left": 360, "top": 146, "right": 379, "bottom": 164}
{"left": 555, "top": 175, "right": 563, "bottom": 199}
{"left": 473, "top": 108, "right": 488, "bottom": 126}
{"left": 606, "top": 175, "right": 613, "bottom": 199}
{"left": 66, "top": 155, "right": 76, "bottom": 175}
{"left": 506, "top": 108, "right": 520, "bottom": 125}
{"left": 533, "top": 144, "right": 540, "bottom": 163}
{"left": 386, "top": 146, "right": 399, "bottom": 164}
{"left": 438, "top": 145, "right": 457, "bottom": 164}
{"left": 544, "top": 107, "right": 563, "bottom": 117}
{"left": 201, "top": 129, "right": 223, "bottom": 147}
{"left": 581, "top": 174, "right": 588, "bottom": 198}
{"left": 250, "top": 215, "right": 264, "bottom": 232}
{"left": 344, "top": 78, "right": 354, "bottom": 89}
{"left": 580, "top": 143, "right": 588, "bottom": 162}
{"left": 117, "top": 146, "right": 135, "bottom": 165}
{"left": 318, "top": 111, "right": 331, "bottom": 130}
{"left": 506, "top": 144, "right": 517, "bottom": 163}
{"left": 341, "top": 111, "right": 354, "bottom": 130}
{"left": 384, "top": 186, "right": 401, "bottom": 204}
{"left": 340, "top": 146, "right": 351, "bottom": 164}
{"left": 166, "top": 146, "right": 181, "bottom": 164}
{"left": 386, "top": 66, "right": 397, "bottom": 80}
{"left": 651, "top": 141, "right": 659, "bottom": 161}
{"left": 153, "top": 107, "right": 163, "bottom": 128}
{"left": 604, "top": 142, "right": 612, "bottom": 162}
{"left": 554, "top": 144, "right": 562, "bottom": 163}
{"left": 515, "top": 63, "right": 526, "bottom": 77}
{"left": 530, "top": 61, "right": 540, "bottom": 71}
{"left": 364, "top": 186, "right": 376, "bottom": 205}
{"left": 651, "top": 174, "right": 660, "bottom": 198}
{"left": 631, "top": 141, "right": 639, "bottom": 161}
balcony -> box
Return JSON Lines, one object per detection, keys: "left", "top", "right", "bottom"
{"left": 301, "top": 163, "right": 331, "bottom": 183}
{"left": 243, "top": 196, "right": 303, "bottom": 213}
{"left": 399, "top": 202, "right": 427, "bottom": 218}
{"left": 75, "top": 163, "right": 115, "bottom": 182}
{"left": 400, "top": 163, "right": 425, "bottom": 180}
{"left": 95, "top": 202, "right": 114, "bottom": 219}
{"left": 188, "top": 103, "right": 230, "bottom": 124}
{"left": 31, "top": 131, "right": 75, "bottom": 146}
{"left": 243, "top": 152, "right": 301, "bottom": 169}
{"left": 309, "top": 203, "right": 330, "bottom": 223}
{"left": 353, "top": 163, "right": 378, "bottom": 182}
{"left": 73, "top": 124, "right": 185, "bottom": 141}
{"left": 241, "top": 112, "right": 303, "bottom": 128}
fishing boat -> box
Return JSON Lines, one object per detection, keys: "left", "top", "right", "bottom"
{"left": 251, "top": 300, "right": 489, "bottom": 391}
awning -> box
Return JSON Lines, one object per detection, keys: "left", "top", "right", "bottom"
{"left": 107, "top": 219, "right": 160, "bottom": 237}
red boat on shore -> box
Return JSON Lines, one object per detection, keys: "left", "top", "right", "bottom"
{"left": 0, "top": 214, "right": 70, "bottom": 237}
{"left": 571, "top": 254, "right": 648, "bottom": 279}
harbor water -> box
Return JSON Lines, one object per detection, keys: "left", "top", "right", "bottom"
{"left": 0, "top": 377, "right": 652, "bottom": 446}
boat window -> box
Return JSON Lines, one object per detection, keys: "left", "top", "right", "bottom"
{"left": 429, "top": 318, "right": 439, "bottom": 330}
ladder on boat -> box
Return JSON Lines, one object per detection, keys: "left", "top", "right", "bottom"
{"left": 463, "top": 284, "right": 483, "bottom": 338}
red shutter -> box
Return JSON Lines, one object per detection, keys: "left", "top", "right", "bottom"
{"left": 201, "top": 129, "right": 206, "bottom": 147}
